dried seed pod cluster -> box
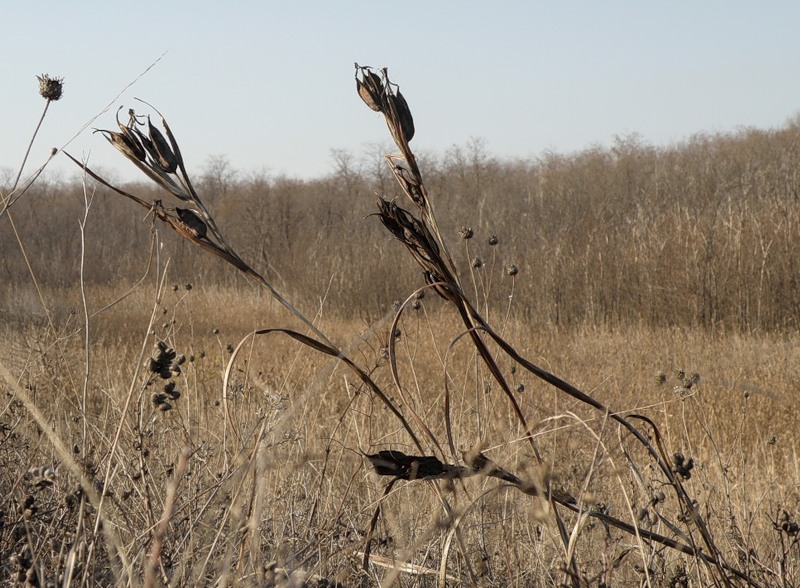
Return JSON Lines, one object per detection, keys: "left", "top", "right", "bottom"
{"left": 96, "top": 107, "right": 192, "bottom": 201}
{"left": 355, "top": 64, "right": 415, "bottom": 145}
{"left": 672, "top": 452, "right": 695, "bottom": 480}
{"left": 147, "top": 341, "right": 185, "bottom": 412}
{"left": 147, "top": 341, "right": 184, "bottom": 379}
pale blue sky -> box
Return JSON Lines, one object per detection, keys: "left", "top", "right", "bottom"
{"left": 3, "top": 2, "right": 799, "bottom": 184}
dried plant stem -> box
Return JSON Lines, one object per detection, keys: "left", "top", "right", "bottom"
{"left": 145, "top": 445, "right": 192, "bottom": 588}
{"left": 11, "top": 99, "right": 52, "bottom": 191}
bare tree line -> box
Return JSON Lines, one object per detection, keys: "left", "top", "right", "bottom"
{"left": 3, "top": 121, "right": 800, "bottom": 333}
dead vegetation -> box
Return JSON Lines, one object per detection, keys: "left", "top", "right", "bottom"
{"left": 0, "top": 67, "right": 798, "bottom": 587}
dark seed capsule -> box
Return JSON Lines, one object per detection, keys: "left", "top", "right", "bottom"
{"left": 391, "top": 90, "right": 415, "bottom": 142}
{"left": 147, "top": 116, "right": 178, "bottom": 173}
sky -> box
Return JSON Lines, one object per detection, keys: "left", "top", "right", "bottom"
{"left": 2, "top": 2, "right": 800, "bottom": 185}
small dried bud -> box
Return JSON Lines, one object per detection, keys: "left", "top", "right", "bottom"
{"left": 471, "top": 257, "right": 483, "bottom": 269}
{"left": 459, "top": 227, "right": 474, "bottom": 240}
{"left": 488, "top": 234, "right": 499, "bottom": 246}
{"left": 37, "top": 74, "right": 64, "bottom": 101}
{"left": 654, "top": 371, "right": 667, "bottom": 385}
{"left": 515, "top": 383, "right": 525, "bottom": 393}
{"left": 506, "top": 264, "right": 518, "bottom": 277}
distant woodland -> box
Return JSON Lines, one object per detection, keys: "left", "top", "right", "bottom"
{"left": 3, "top": 120, "right": 800, "bottom": 333}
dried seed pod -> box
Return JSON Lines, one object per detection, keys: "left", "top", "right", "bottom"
{"left": 357, "top": 78, "right": 382, "bottom": 112}
{"left": 355, "top": 65, "right": 384, "bottom": 112}
{"left": 147, "top": 116, "right": 179, "bottom": 173}
{"left": 176, "top": 208, "right": 208, "bottom": 238}
{"left": 391, "top": 89, "right": 415, "bottom": 142}
{"left": 99, "top": 130, "right": 146, "bottom": 162}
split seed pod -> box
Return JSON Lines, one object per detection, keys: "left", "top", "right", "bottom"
{"left": 356, "top": 66, "right": 384, "bottom": 112}
{"left": 146, "top": 117, "right": 179, "bottom": 173}
{"left": 176, "top": 208, "right": 208, "bottom": 238}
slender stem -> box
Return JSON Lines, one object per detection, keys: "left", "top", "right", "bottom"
{"left": 12, "top": 100, "right": 51, "bottom": 191}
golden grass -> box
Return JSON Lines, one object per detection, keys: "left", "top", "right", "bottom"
{"left": 2, "top": 283, "right": 797, "bottom": 586}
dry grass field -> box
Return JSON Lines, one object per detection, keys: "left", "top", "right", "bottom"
{"left": 1, "top": 71, "right": 798, "bottom": 587}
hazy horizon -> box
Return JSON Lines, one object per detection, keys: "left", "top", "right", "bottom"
{"left": 3, "top": 2, "right": 800, "bottom": 185}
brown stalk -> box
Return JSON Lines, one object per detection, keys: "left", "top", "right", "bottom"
{"left": 358, "top": 64, "right": 753, "bottom": 587}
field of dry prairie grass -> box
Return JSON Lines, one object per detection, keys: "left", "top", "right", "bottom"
{"left": 2, "top": 69, "right": 799, "bottom": 587}
{"left": 2, "top": 282, "right": 797, "bottom": 586}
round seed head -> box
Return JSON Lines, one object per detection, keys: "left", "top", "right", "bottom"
{"left": 459, "top": 226, "right": 474, "bottom": 240}
{"left": 506, "top": 264, "right": 519, "bottom": 277}
{"left": 37, "top": 74, "right": 64, "bottom": 101}
{"left": 488, "top": 234, "right": 499, "bottom": 246}
{"left": 471, "top": 257, "right": 483, "bottom": 269}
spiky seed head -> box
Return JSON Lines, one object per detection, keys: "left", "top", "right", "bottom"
{"left": 37, "top": 74, "right": 64, "bottom": 101}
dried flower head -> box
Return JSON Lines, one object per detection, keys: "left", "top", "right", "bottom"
{"left": 471, "top": 257, "right": 483, "bottom": 269}
{"left": 459, "top": 227, "right": 474, "bottom": 240}
{"left": 506, "top": 264, "right": 519, "bottom": 277}
{"left": 488, "top": 234, "right": 499, "bottom": 246}
{"left": 37, "top": 74, "right": 64, "bottom": 101}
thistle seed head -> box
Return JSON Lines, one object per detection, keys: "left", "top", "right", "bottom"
{"left": 37, "top": 74, "right": 64, "bottom": 101}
